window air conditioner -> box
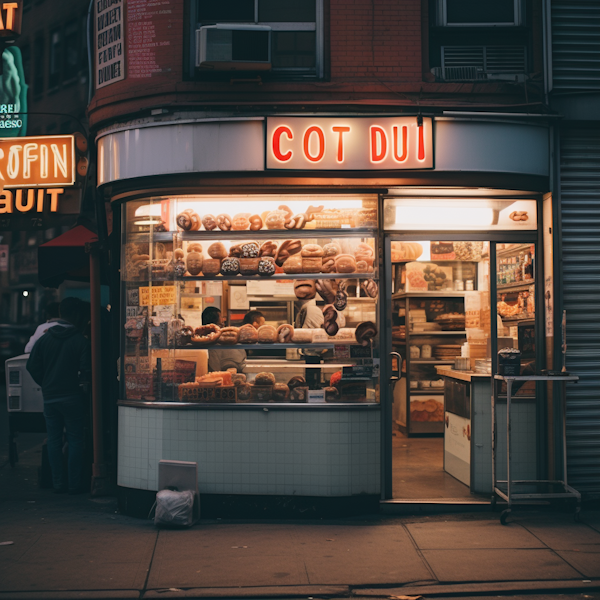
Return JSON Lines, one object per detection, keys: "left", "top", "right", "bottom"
{"left": 196, "top": 24, "right": 272, "bottom": 71}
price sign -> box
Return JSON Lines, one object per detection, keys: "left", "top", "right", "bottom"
{"left": 139, "top": 285, "right": 176, "bottom": 306}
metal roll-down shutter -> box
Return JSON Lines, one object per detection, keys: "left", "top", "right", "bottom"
{"left": 560, "top": 127, "right": 600, "bottom": 496}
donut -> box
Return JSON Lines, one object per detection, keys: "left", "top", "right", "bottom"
{"left": 176, "top": 210, "right": 194, "bottom": 231}
{"left": 301, "top": 244, "right": 324, "bottom": 257}
{"left": 258, "top": 257, "right": 276, "bottom": 277}
{"left": 255, "top": 372, "right": 276, "bottom": 386}
{"left": 302, "top": 257, "right": 322, "bottom": 273}
{"left": 174, "top": 248, "right": 185, "bottom": 260}
{"left": 176, "top": 326, "right": 194, "bottom": 345}
{"left": 221, "top": 257, "right": 240, "bottom": 276}
{"left": 202, "top": 258, "right": 221, "bottom": 276}
{"left": 323, "top": 305, "right": 339, "bottom": 336}
{"left": 232, "top": 213, "right": 250, "bottom": 230}
{"left": 208, "top": 242, "right": 228, "bottom": 259}
{"left": 249, "top": 214, "right": 263, "bottom": 231}
{"left": 174, "top": 260, "right": 186, "bottom": 277}
{"left": 265, "top": 210, "right": 286, "bottom": 229}
{"left": 241, "top": 242, "right": 260, "bottom": 258}
{"left": 355, "top": 321, "right": 377, "bottom": 347}
{"left": 216, "top": 214, "right": 232, "bottom": 231}
{"left": 355, "top": 242, "right": 374, "bottom": 263}
{"left": 334, "top": 287, "right": 348, "bottom": 311}
{"left": 192, "top": 324, "right": 221, "bottom": 344}
{"left": 186, "top": 252, "right": 203, "bottom": 276}
{"left": 218, "top": 327, "right": 239, "bottom": 345}
{"left": 259, "top": 241, "right": 278, "bottom": 257}
{"left": 277, "top": 323, "right": 294, "bottom": 343}
{"left": 187, "top": 242, "right": 203, "bottom": 253}
{"left": 237, "top": 383, "right": 252, "bottom": 402}
{"left": 189, "top": 211, "right": 201, "bottom": 231}
{"left": 324, "top": 387, "right": 339, "bottom": 402}
{"left": 202, "top": 214, "right": 217, "bottom": 231}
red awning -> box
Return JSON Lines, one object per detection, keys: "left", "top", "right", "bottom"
{"left": 38, "top": 225, "right": 105, "bottom": 288}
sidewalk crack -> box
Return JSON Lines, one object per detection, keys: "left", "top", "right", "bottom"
{"left": 401, "top": 523, "right": 438, "bottom": 582}
{"left": 141, "top": 529, "right": 160, "bottom": 597}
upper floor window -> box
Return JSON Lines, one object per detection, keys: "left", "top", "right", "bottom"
{"left": 436, "top": 0, "right": 523, "bottom": 27}
{"left": 194, "top": 0, "right": 322, "bottom": 79}
{"left": 49, "top": 28, "right": 61, "bottom": 89}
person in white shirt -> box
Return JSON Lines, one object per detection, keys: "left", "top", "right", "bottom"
{"left": 25, "top": 302, "right": 71, "bottom": 353}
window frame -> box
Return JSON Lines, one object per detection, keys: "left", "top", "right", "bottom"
{"left": 437, "top": 0, "right": 523, "bottom": 27}
{"left": 192, "top": 0, "right": 324, "bottom": 79}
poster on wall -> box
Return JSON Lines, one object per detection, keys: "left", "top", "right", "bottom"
{"left": 127, "top": 0, "right": 177, "bottom": 79}
{"left": 95, "top": 0, "right": 125, "bottom": 89}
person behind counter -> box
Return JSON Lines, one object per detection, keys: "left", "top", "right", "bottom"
{"left": 241, "top": 310, "right": 265, "bottom": 329}
{"left": 203, "top": 306, "right": 247, "bottom": 373}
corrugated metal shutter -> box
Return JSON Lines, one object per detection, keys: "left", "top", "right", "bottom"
{"left": 552, "top": 0, "right": 600, "bottom": 91}
{"left": 560, "top": 127, "right": 600, "bottom": 495}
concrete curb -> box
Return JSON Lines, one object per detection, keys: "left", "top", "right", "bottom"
{"left": 357, "top": 578, "right": 600, "bottom": 598}
{"left": 0, "top": 592, "right": 140, "bottom": 600}
{"left": 143, "top": 585, "right": 350, "bottom": 599}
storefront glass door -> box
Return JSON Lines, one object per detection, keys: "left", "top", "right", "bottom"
{"left": 381, "top": 197, "right": 541, "bottom": 501}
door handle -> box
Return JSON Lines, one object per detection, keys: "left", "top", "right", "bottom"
{"left": 390, "top": 351, "right": 401, "bottom": 381}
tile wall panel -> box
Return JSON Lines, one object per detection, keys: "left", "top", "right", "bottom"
{"left": 117, "top": 407, "right": 381, "bottom": 496}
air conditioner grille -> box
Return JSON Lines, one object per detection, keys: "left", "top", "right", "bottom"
{"left": 205, "top": 29, "right": 233, "bottom": 62}
{"left": 442, "top": 45, "right": 527, "bottom": 73}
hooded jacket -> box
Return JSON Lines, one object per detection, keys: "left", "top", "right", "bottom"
{"left": 26, "top": 325, "right": 91, "bottom": 402}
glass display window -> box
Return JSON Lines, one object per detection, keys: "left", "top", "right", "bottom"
{"left": 121, "top": 194, "right": 380, "bottom": 405}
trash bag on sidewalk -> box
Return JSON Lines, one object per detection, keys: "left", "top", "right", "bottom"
{"left": 153, "top": 489, "right": 195, "bottom": 528}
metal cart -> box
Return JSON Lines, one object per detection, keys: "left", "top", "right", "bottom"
{"left": 492, "top": 374, "right": 580, "bottom": 524}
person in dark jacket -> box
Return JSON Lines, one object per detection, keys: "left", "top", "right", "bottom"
{"left": 27, "top": 297, "right": 91, "bottom": 494}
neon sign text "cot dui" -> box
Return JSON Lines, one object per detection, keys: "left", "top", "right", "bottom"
{"left": 266, "top": 116, "right": 433, "bottom": 170}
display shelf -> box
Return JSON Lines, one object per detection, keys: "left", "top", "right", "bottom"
{"left": 497, "top": 280, "right": 534, "bottom": 293}
{"left": 496, "top": 243, "right": 533, "bottom": 258}
{"left": 124, "top": 273, "right": 378, "bottom": 283}
{"left": 409, "top": 389, "right": 446, "bottom": 395}
{"left": 409, "top": 330, "right": 467, "bottom": 336}
{"left": 392, "top": 291, "right": 467, "bottom": 299}
{"left": 171, "top": 342, "right": 359, "bottom": 350}
{"left": 500, "top": 314, "right": 535, "bottom": 323}
{"left": 126, "top": 228, "right": 377, "bottom": 243}
{"left": 411, "top": 359, "right": 456, "bottom": 365}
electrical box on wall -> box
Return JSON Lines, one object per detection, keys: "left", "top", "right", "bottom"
{"left": 196, "top": 24, "right": 272, "bottom": 71}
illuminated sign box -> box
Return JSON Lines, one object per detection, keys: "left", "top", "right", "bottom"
{"left": 266, "top": 116, "right": 433, "bottom": 171}
{"left": 0, "top": 1, "right": 22, "bottom": 38}
{"left": 0, "top": 135, "right": 81, "bottom": 226}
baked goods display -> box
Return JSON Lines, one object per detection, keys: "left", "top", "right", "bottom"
{"left": 125, "top": 200, "right": 380, "bottom": 405}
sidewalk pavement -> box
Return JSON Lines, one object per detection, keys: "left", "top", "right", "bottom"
{"left": 1, "top": 440, "right": 599, "bottom": 600}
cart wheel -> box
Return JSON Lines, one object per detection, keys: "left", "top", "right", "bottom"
{"left": 491, "top": 495, "right": 497, "bottom": 511}
{"left": 500, "top": 509, "right": 511, "bottom": 525}
{"left": 574, "top": 507, "right": 581, "bottom": 523}
{"left": 8, "top": 440, "right": 18, "bottom": 467}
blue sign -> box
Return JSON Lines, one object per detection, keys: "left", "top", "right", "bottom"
{"left": 0, "top": 46, "right": 27, "bottom": 136}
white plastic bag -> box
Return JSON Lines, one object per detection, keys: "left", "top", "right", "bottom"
{"left": 154, "top": 489, "right": 195, "bottom": 528}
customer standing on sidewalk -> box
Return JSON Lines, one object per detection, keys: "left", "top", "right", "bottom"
{"left": 26, "top": 297, "right": 92, "bottom": 494}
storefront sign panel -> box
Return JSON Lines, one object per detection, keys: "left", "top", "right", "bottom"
{"left": 95, "top": 0, "right": 125, "bottom": 89}
{"left": 0, "top": 1, "right": 22, "bottom": 38}
{"left": 266, "top": 117, "right": 433, "bottom": 171}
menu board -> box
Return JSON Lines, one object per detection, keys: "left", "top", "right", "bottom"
{"left": 95, "top": 0, "right": 125, "bottom": 89}
{"left": 127, "top": 0, "right": 174, "bottom": 79}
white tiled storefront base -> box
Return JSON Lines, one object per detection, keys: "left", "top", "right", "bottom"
{"left": 118, "top": 406, "right": 380, "bottom": 496}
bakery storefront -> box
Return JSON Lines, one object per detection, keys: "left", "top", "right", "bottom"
{"left": 99, "top": 114, "right": 552, "bottom": 514}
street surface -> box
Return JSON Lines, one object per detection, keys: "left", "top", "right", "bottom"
{"left": 1, "top": 383, "right": 599, "bottom": 600}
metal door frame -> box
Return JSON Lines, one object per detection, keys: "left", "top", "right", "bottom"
{"left": 380, "top": 229, "right": 541, "bottom": 500}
